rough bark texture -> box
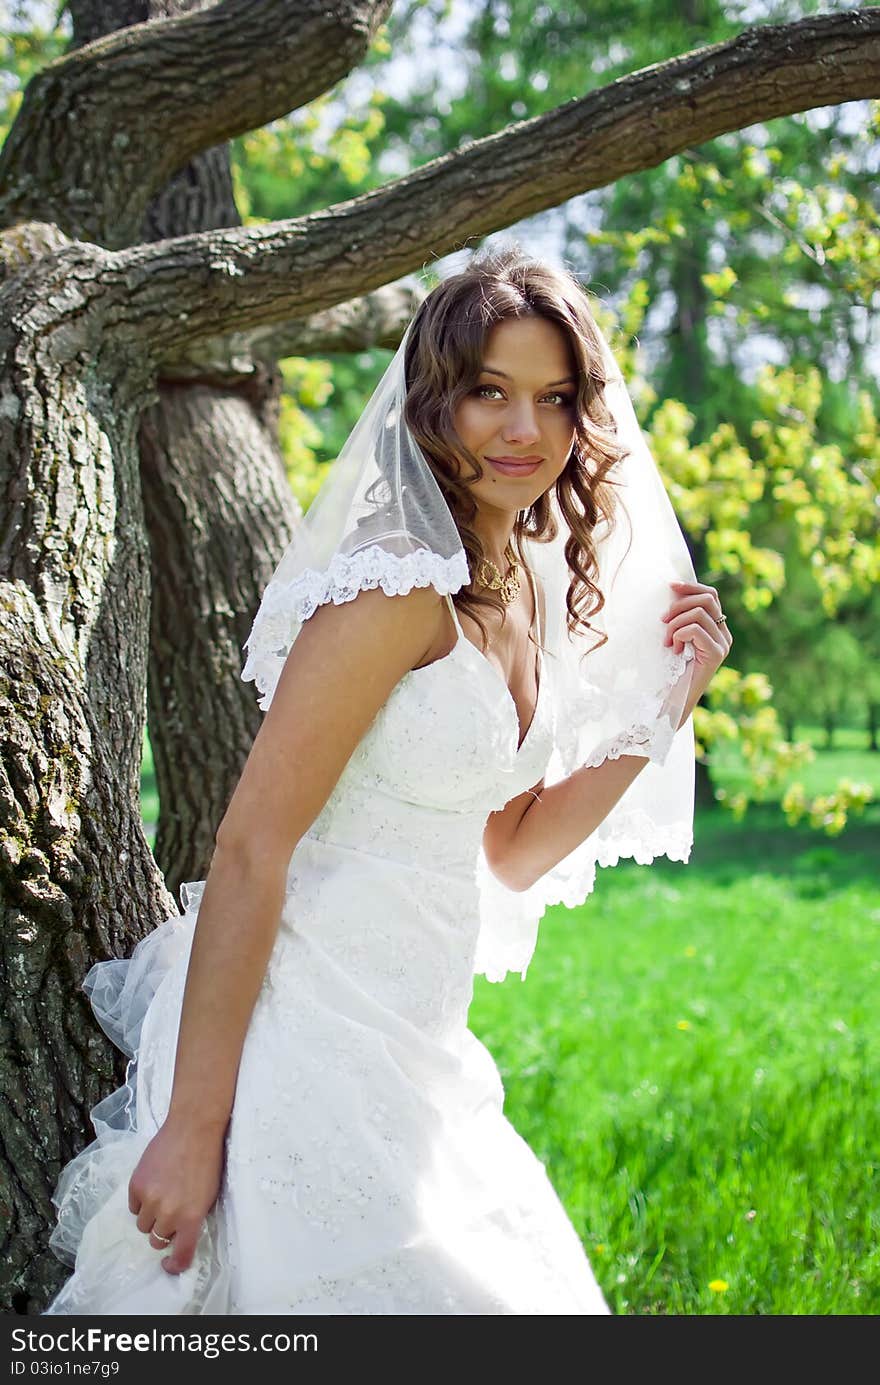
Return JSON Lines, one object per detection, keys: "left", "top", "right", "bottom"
{"left": 0, "top": 0, "right": 396, "bottom": 246}
{"left": 139, "top": 369, "right": 296, "bottom": 893}
{"left": 36, "top": 8, "right": 870, "bottom": 372}
{"left": 128, "top": 52, "right": 299, "bottom": 898}
{"left": 3, "top": 8, "right": 878, "bottom": 255}
{"left": 0, "top": 243, "right": 177, "bottom": 1311}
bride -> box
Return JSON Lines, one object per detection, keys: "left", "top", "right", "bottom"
{"left": 45, "top": 245, "right": 732, "bottom": 1315}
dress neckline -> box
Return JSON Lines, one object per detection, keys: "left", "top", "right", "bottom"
{"left": 408, "top": 565, "right": 544, "bottom": 757}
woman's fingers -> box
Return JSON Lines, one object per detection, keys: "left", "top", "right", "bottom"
{"left": 663, "top": 592, "right": 723, "bottom": 625}
{"left": 140, "top": 1207, "right": 202, "bottom": 1273}
{"left": 664, "top": 605, "right": 727, "bottom": 648}
{"left": 670, "top": 580, "right": 720, "bottom": 600}
{"left": 668, "top": 618, "right": 727, "bottom": 659}
{"left": 160, "top": 1220, "right": 202, "bottom": 1275}
{"left": 126, "top": 1123, "right": 225, "bottom": 1277}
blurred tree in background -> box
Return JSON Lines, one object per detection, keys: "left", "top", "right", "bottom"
{"left": 208, "top": 0, "right": 880, "bottom": 824}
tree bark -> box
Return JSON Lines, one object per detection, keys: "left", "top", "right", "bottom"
{"left": 0, "top": 248, "right": 177, "bottom": 1310}
{"left": 0, "top": 0, "right": 395, "bottom": 247}
{"left": 0, "top": 233, "right": 418, "bottom": 1311}
{"left": 1, "top": 10, "right": 876, "bottom": 259}
{"left": 0, "top": 0, "right": 407, "bottom": 1319}
{"left": 127, "top": 48, "right": 301, "bottom": 896}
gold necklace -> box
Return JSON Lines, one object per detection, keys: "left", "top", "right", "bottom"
{"left": 474, "top": 542, "right": 522, "bottom": 604}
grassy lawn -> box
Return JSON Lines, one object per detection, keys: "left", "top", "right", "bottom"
{"left": 141, "top": 722, "right": 878, "bottom": 1314}
{"left": 469, "top": 793, "right": 879, "bottom": 1315}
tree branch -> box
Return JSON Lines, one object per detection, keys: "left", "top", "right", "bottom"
{"left": 158, "top": 281, "right": 427, "bottom": 383}
{"left": 5, "top": 9, "right": 877, "bottom": 376}
{"left": 96, "top": 8, "right": 880, "bottom": 365}
{"left": 0, "top": 0, "right": 393, "bottom": 246}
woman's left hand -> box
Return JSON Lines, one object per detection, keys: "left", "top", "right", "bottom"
{"left": 662, "top": 579, "right": 733, "bottom": 704}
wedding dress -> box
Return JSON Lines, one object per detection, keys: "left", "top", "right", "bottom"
{"left": 45, "top": 576, "right": 610, "bottom": 1315}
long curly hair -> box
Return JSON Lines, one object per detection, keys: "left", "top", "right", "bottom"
{"left": 402, "top": 245, "right": 628, "bottom": 656}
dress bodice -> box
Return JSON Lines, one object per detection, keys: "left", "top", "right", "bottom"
{"left": 271, "top": 579, "right": 557, "bottom": 1026}
{"left": 301, "top": 579, "right": 555, "bottom": 871}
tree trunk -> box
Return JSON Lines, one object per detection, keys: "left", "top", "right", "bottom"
{"left": 867, "top": 702, "right": 878, "bottom": 753}
{"left": 63, "top": 2, "right": 301, "bottom": 900}
{"left": 141, "top": 360, "right": 302, "bottom": 892}
{"left": 0, "top": 1, "right": 417, "bottom": 1314}
{"left": 667, "top": 243, "right": 710, "bottom": 439}
{"left": 135, "top": 134, "right": 299, "bottom": 898}
{"left": 0, "top": 245, "right": 177, "bottom": 1312}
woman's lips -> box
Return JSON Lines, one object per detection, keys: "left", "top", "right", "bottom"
{"left": 486, "top": 457, "right": 543, "bottom": 477}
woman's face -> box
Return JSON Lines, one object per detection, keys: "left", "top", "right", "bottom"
{"left": 450, "top": 314, "right": 579, "bottom": 520}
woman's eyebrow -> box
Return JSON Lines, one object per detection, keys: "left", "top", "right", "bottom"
{"left": 480, "top": 366, "right": 577, "bottom": 387}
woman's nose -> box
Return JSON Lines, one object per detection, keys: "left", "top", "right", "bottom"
{"left": 501, "top": 401, "right": 541, "bottom": 445}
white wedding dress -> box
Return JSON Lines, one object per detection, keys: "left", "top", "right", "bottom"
{"left": 45, "top": 585, "right": 610, "bottom": 1315}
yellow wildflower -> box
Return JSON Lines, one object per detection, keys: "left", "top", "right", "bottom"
{"left": 709, "top": 1279, "right": 729, "bottom": 1293}
{"left": 676, "top": 1019, "right": 692, "bottom": 1031}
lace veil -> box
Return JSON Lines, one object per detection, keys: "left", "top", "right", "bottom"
{"left": 241, "top": 305, "right": 697, "bottom": 983}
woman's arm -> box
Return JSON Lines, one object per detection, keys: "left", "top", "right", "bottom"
{"left": 484, "top": 754, "right": 651, "bottom": 893}
{"left": 128, "top": 582, "right": 446, "bottom": 1273}
{"left": 165, "top": 581, "right": 445, "bottom": 1129}
{"left": 487, "top": 580, "right": 733, "bottom": 893}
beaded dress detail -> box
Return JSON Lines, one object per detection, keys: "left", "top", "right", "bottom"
{"left": 45, "top": 573, "right": 610, "bottom": 1316}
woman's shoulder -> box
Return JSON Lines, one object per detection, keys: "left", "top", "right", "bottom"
{"left": 301, "top": 581, "right": 447, "bottom": 674}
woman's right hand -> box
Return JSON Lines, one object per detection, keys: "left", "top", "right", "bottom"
{"left": 128, "top": 1111, "right": 228, "bottom": 1275}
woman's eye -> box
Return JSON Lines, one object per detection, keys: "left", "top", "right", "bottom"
{"left": 474, "top": 385, "right": 574, "bottom": 406}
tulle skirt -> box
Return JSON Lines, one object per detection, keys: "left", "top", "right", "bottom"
{"left": 45, "top": 881, "right": 609, "bottom": 1315}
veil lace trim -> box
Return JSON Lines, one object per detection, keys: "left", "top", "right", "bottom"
{"left": 241, "top": 545, "right": 470, "bottom": 712}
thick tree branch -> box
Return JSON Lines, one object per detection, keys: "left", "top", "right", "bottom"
{"left": 0, "top": 0, "right": 393, "bottom": 246}
{"left": 24, "top": 8, "right": 873, "bottom": 369}
{"left": 158, "top": 282, "right": 427, "bottom": 383}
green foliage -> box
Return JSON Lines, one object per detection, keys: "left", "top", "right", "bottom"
{"left": 1, "top": 10, "right": 68, "bottom": 151}
{"left": 276, "top": 357, "right": 335, "bottom": 511}
{"left": 597, "top": 259, "right": 878, "bottom": 834}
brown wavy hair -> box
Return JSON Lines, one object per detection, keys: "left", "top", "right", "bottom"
{"left": 402, "top": 245, "right": 628, "bottom": 656}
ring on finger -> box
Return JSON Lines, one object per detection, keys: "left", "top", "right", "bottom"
{"left": 151, "top": 1231, "right": 174, "bottom": 1245}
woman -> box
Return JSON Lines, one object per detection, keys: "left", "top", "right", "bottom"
{"left": 45, "top": 247, "right": 732, "bottom": 1314}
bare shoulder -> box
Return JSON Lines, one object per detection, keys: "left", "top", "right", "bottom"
{"left": 216, "top": 584, "right": 446, "bottom": 863}
{"left": 290, "top": 580, "right": 445, "bottom": 676}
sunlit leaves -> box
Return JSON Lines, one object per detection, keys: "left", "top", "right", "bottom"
{"left": 277, "top": 357, "right": 335, "bottom": 511}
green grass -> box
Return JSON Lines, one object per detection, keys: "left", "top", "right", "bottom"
{"left": 141, "top": 725, "right": 879, "bottom": 1314}
{"left": 469, "top": 799, "right": 880, "bottom": 1314}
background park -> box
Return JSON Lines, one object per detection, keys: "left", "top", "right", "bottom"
{"left": 2, "top": 0, "right": 878, "bottom": 1314}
